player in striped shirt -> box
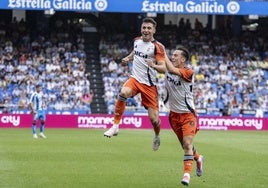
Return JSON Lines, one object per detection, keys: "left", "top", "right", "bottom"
{"left": 104, "top": 17, "right": 166, "bottom": 151}
{"left": 29, "top": 84, "right": 46, "bottom": 139}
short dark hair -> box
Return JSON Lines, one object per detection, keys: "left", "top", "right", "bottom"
{"left": 36, "top": 84, "right": 41, "bottom": 88}
{"left": 142, "top": 17, "right": 157, "bottom": 27}
{"left": 177, "top": 46, "right": 190, "bottom": 62}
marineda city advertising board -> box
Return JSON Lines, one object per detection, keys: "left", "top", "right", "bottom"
{"left": 0, "top": 114, "right": 267, "bottom": 131}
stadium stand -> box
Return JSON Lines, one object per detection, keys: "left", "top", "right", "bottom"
{"left": 0, "top": 16, "right": 92, "bottom": 114}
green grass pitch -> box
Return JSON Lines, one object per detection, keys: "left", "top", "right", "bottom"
{"left": 1, "top": 129, "right": 268, "bottom": 188}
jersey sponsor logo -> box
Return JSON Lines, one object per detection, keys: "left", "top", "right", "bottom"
{"left": 166, "top": 75, "right": 180, "bottom": 86}
{"left": 134, "top": 50, "right": 148, "bottom": 59}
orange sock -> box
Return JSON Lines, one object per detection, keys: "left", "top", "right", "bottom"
{"left": 184, "top": 160, "right": 193, "bottom": 174}
{"left": 183, "top": 155, "right": 194, "bottom": 174}
{"left": 113, "top": 99, "right": 126, "bottom": 125}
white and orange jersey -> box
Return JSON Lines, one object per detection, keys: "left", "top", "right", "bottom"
{"left": 131, "top": 37, "right": 165, "bottom": 86}
{"left": 165, "top": 67, "right": 195, "bottom": 113}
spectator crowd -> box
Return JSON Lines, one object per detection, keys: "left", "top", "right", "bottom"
{"left": 0, "top": 17, "right": 91, "bottom": 114}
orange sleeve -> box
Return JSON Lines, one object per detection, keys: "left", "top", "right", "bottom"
{"left": 154, "top": 42, "right": 165, "bottom": 62}
{"left": 178, "top": 68, "right": 194, "bottom": 82}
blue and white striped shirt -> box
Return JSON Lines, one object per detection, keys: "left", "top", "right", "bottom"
{"left": 30, "top": 92, "right": 44, "bottom": 111}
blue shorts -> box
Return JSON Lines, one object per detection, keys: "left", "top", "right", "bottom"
{"left": 33, "top": 110, "right": 46, "bottom": 121}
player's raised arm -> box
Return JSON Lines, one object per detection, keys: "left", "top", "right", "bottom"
{"left": 165, "top": 47, "right": 190, "bottom": 77}
{"left": 165, "top": 52, "right": 182, "bottom": 76}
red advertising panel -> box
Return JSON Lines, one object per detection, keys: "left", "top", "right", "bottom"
{"left": 0, "top": 114, "right": 267, "bottom": 131}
